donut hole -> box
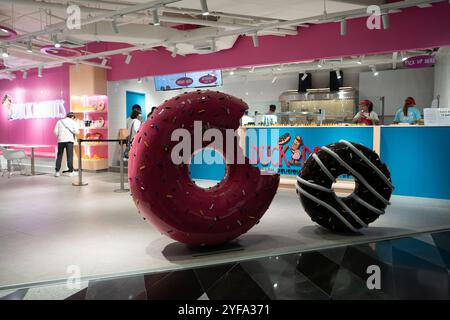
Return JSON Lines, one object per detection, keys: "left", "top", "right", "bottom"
{"left": 331, "top": 174, "right": 356, "bottom": 198}
{"left": 189, "top": 147, "right": 227, "bottom": 189}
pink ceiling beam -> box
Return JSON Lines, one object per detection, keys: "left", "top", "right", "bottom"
{"left": 91, "top": 2, "right": 450, "bottom": 81}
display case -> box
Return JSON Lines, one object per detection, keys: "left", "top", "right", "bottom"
{"left": 273, "top": 87, "right": 357, "bottom": 125}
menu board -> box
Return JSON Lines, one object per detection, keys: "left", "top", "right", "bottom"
{"left": 154, "top": 70, "right": 222, "bottom": 91}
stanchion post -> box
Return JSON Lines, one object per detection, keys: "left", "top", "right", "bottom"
{"left": 114, "top": 139, "right": 130, "bottom": 193}
{"left": 72, "top": 139, "right": 88, "bottom": 187}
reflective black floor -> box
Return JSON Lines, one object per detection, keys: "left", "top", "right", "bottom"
{"left": 1, "top": 229, "right": 450, "bottom": 300}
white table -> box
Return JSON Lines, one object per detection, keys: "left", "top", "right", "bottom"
{"left": 0, "top": 144, "right": 54, "bottom": 175}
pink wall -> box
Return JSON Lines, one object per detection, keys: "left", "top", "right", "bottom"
{"left": 104, "top": 2, "right": 450, "bottom": 81}
{"left": 0, "top": 65, "right": 70, "bottom": 156}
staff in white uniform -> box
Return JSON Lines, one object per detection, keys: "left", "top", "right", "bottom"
{"left": 353, "top": 100, "right": 379, "bottom": 125}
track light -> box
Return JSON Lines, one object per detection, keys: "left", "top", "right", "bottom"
{"left": 357, "top": 56, "right": 363, "bottom": 65}
{"left": 401, "top": 52, "right": 407, "bottom": 61}
{"left": 335, "top": 70, "right": 341, "bottom": 79}
{"left": 200, "top": 0, "right": 210, "bottom": 16}
{"left": 301, "top": 73, "right": 308, "bottom": 81}
{"left": 111, "top": 19, "right": 119, "bottom": 34}
{"left": 252, "top": 32, "right": 259, "bottom": 47}
{"left": 152, "top": 9, "right": 160, "bottom": 26}
{"left": 229, "top": 70, "right": 234, "bottom": 76}
{"left": 38, "top": 66, "right": 43, "bottom": 78}
{"left": 1, "top": 47, "right": 9, "bottom": 58}
{"left": 22, "top": 70, "right": 27, "bottom": 79}
{"left": 249, "top": 66, "right": 255, "bottom": 73}
{"left": 371, "top": 66, "right": 379, "bottom": 76}
{"left": 272, "top": 76, "right": 277, "bottom": 84}
{"left": 137, "top": 78, "right": 142, "bottom": 84}
{"left": 27, "top": 40, "right": 33, "bottom": 53}
{"left": 340, "top": 19, "right": 347, "bottom": 36}
{"left": 52, "top": 34, "right": 61, "bottom": 48}
{"left": 125, "top": 54, "right": 132, "bottom": 65}
{"left": 317, "top": 60, "right": 323, "bottom": 68}
{"left": 382, "top": 13, "right": 390, "bottom": 30}
{"left": 101, "top": 58, "right": 108, "bottom": 66}
{"left": 171, "top": 46, "right": 178, "bottom": 58}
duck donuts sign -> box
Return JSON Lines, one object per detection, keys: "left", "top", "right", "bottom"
{"left": 2, "top": 93, "right": 66, "bottom": 121}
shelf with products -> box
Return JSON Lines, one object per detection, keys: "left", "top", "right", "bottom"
{"left": 70, "top": 94, "right": 109, "bottom": 171}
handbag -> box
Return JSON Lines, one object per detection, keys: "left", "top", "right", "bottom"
{"left": 123, "top": 120, "right": 136, "bottom": 159}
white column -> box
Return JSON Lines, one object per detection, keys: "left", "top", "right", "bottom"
{"left": 434, "top": 47, "right": 450, "bottom": 108}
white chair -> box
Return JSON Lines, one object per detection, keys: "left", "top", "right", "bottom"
{"left": 0, "top": 147, "right": 27, "bottom": 178}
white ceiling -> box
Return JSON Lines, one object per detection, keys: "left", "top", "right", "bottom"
{"left": 164, "top": 0, "right": 365, "bottom": 20}
{"left": 0, "top": 0, "right": 437, "bottom": 78}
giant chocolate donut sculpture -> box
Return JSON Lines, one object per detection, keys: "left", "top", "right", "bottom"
{"left": 128, "top": 90, "right": 280, "bottom": 246}
{"left": 296, "top": 140, "right": 394, "bottom": 233}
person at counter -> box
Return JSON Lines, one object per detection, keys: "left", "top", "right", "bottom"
{"left": 241, "top": 110, "right": 255, "bottom": 125}
{"left": 393, "top": 97, "right": 422, "bottom": 124}
{"left": 352, "top": 99, "right": 379, "bottom": 125}
{"left": 262, "top": 104, "right": 278, "bottom": 126}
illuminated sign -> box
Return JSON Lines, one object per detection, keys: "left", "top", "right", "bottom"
{"left": 2, "top": 93, "right": 66, "bottom": 120}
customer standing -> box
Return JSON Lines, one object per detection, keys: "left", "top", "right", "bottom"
{"left": 128, "top": 109, "right": 142, "bottom": 142}
{"left": 54, "top": 112, "right": 79, "bottom": 177}
{"left": 393, "top": 97, "right": 422, "bottom": 124}
{"left": 124, "top": 109, "right": 142, "bottom": 159}
{"left": 353, "top": 99, "right": 379, "bottom": 125}
{"left": 126, "top": 104, "right": 142, "bottom": 128}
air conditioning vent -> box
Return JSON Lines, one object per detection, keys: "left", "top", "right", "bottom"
{"left": 323, "top": 58, "right": 343, "bottom": 64}
{"left": 58, "top": 39, "right": 85, "bottom": 48}
{"left": 193, "top": 42, "right": 213, "bottom": 53}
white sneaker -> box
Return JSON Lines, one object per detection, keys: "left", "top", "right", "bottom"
{"left": 63, "top": 171, "right": 76, "bottom": 177}
{"left": 54, "top": 171, "right": 61, "bottom": 177}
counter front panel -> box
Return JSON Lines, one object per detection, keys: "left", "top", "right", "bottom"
{"left": 245, "top": 126, "right": 373, "bottom": 176}
{"left": 189, "top": 125, "right": 450, "bottom": 200}
{"left": 380, "top": 126, "right": 450, "bottom": 200}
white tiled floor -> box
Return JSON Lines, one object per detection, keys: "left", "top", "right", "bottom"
{"left": 1, "top": 172, "right": 450, "bottom": 289}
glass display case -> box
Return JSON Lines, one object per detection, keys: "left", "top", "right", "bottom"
{"left": 264, "top": 87, "right": 358, "bottom": 125}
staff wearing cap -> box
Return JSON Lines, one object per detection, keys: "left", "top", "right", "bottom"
{"left": 53, "top": 112, "right": 79, "bottom": 177}
{"left": 393, "top": 97, "right": 422, "bottom": 125}
{"left": 353, "top": 99, "right": 379, "bottom": 125}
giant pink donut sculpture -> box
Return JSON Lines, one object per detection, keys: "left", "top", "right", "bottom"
{"left": 128, "top": 90, "right": 280, "bottom": 246}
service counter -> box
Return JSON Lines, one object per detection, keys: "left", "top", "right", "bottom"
{"left": 190, "top": 125, "right": 450, "bottom": 200}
